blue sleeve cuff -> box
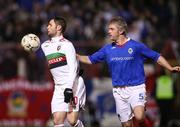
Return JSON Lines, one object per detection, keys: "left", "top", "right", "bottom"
{"left": 88, "top": 55, "right": 95, "bottom": 64}
{"left": 154, "top": 53, "right": 161, "bottom": 62}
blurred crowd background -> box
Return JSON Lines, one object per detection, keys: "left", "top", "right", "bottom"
{"left": 0, "top": 0, "right": 180, "bottom": 127}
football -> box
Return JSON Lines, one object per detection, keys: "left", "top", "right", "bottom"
{"left": 21, "top": 33, "right": 40, "bottom": 52}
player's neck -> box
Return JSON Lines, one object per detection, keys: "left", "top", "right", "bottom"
{"left": 55, "top": 33, "right": 63, "bottom": 38}
{"left": 116, "top": 36, "right": 128, "bottom": 46}
{"left": 51, "top": 34, "right": 64, "bottom": 41}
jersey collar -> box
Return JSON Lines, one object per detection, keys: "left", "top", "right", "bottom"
{"left": 51, "top": 35, "right": 64, "bottom": 42}
{"left": 112, "top": 38, "right": 131, "bottom": 47}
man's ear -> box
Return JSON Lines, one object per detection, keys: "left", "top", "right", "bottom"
{"left": 57, "top": 25, "right": 62, "bottom": 32}
{"left": 119, "top": 30, "right": 124, "bottom": 35}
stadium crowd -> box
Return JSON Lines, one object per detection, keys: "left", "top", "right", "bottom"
{"left": 0, "top": 0, "right": 178, "bottom": 43}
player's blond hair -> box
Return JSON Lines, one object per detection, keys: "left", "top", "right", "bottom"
{"left": 108, "top": 16, "right": 128, "bottom": 35}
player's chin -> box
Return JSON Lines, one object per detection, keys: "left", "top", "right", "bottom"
{"left": 108, "top": 36, "right": 112, "bottom": 40}
{"left": 47, "top": 32, "right": 53, "bottom": 37}
{"left": 109, "top": 37, "right": 115, "bottom": 41}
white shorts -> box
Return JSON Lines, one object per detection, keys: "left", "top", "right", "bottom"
{"left": 112, "top": 84, "right": 146, "bottom": 122}
{"left": 51, "top": 76, "right": 86, "bottom": 113}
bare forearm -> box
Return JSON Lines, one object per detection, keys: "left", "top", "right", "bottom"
{"left": 76, "top": 54, "right": 92, "bottom": 64}
{"left": 157, "top": 56, "right": 172, "bottom": 71}
{"left": 157, "top": 56, "right": 180, "bottom": 72}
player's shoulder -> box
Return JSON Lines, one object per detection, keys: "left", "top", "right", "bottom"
{"left": 128, "top": 39, "right": 144, "bottom": 46}
{"left": 61, "top": 38, "right": 72, "bottom": 43}
{"left": 41, "top": 40, "right": 51, "bottom": 48}
{"left": 128, "top": 39, "right": 139, "bottom": 43}
{"left": 61, "top": 38, "right": 74, "bottom": 47}
{"left": 102, "top": 42, "right": 113, "bottom": 48}
{"left": 129, "top": 39, "right": 149, "bottom": 51}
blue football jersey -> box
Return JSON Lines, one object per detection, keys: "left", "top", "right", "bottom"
{"left": 89, "top": 39, "right": 160, "bottom": 87}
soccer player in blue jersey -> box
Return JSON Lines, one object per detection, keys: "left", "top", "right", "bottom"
{"left": 77, "top": 16, "right": 180, "bottom": 127}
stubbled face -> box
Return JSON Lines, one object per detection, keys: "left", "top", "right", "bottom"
{"left": 108, "top": 23, "right": 121, "bottom": 42}
{"left": 47, "top": 19, "right": 58, "bottom": 37}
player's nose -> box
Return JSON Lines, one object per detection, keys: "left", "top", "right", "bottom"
{"left": 47, "top": 25, "right": 50, "bottom": 30}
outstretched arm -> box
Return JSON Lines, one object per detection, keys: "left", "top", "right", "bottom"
{"left": 157, "top": 56, "right": 180, "bottom": 72}
{"left": 76, "top": 54, "right": 92, "bottom": 64}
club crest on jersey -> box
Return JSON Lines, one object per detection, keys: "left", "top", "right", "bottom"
{"left": 57, "top": 45, "right": 61, "bottom": 51}
{"left": 128, "top": 48, "right": 133, "bottom": 54}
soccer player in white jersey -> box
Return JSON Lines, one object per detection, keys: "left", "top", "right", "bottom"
{"left": 41, "top": 17, "right": 86, "bottom": 127}
{"left": 77, "top": 16, "right": 180, "bottom": 127}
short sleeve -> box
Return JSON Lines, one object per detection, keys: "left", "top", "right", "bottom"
{"left": 140, "top": 43, "right": 160, "bottom": 61}
{"left": 89, "top": 46, "right": 107, "bottom": 64}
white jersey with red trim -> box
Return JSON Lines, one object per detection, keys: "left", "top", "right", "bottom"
{"left": 41, "top": 35, "right": 78, "bottom": 88}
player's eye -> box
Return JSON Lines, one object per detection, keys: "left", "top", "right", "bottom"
{"left": 47, "top": 23, "right": 51, "bottom": 27}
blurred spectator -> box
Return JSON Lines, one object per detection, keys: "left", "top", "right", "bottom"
{"left": 26, "top": 53, "right": 46, "bottom": 82}
{"left": 0, "top": 0, "right": 177, "bottom": 44}
{"left": 155, "top": 69, "right": 176, "bottom": 127}
{"left": 0, "top": 48, "right": 17, "bottom": 80}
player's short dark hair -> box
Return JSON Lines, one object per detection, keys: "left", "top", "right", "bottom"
{"left": 54, "top": 16, "right": 67, "bottom": 34}
{"left": 108, "top": 16, "right": 128, "bottom": 35}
